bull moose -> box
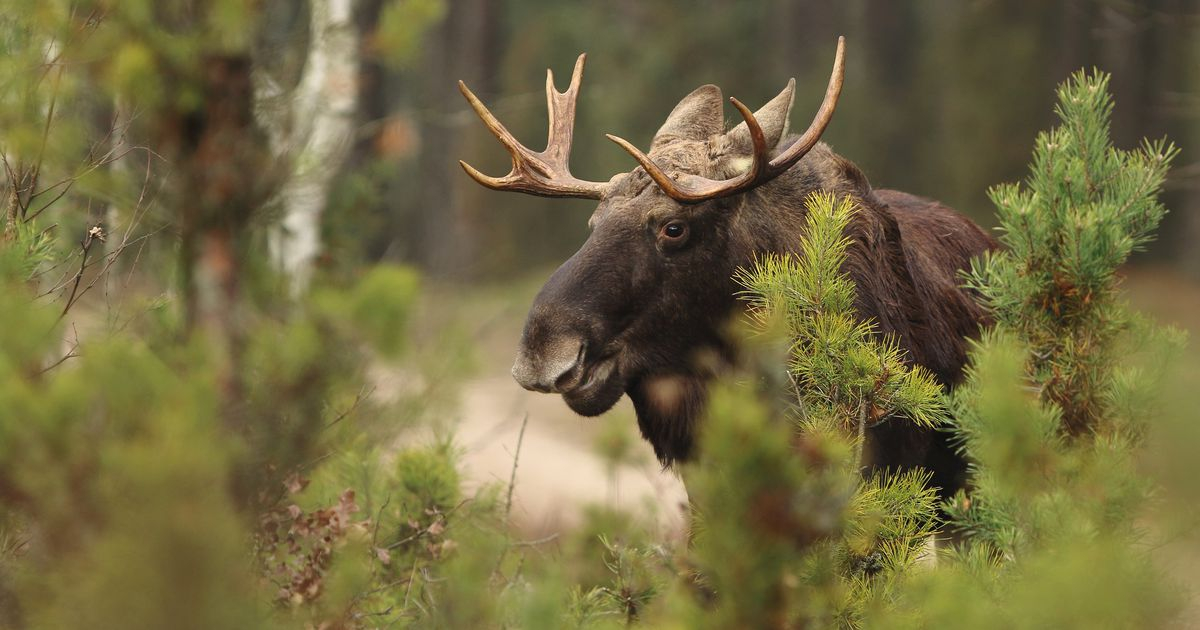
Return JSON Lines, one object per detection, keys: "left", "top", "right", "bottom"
{"left": 458, "top": 38, "right": 996, "bottom": 499}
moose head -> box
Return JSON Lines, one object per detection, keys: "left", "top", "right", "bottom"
{"left": 458, "top": 41, "right": 851, "bottom": 465}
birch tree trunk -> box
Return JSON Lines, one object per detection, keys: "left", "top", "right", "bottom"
{"left": 268, "top": 0, "right": 359, "bottom": 294}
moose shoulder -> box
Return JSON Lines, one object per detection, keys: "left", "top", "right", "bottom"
{"left": 458, "top": 38, "right": 996, "bottom": 500}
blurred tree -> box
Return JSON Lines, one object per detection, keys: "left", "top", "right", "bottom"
{"left": 413, "top": 0, "right": 501, "bottom": 277}
{"left": 264, "top": 0, "right": 361, "bottom": 294}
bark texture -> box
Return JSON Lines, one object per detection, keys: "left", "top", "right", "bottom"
{"left": 268, "top": 0, "right": 359, "bottom": 293}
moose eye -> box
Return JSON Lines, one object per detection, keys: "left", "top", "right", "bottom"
{"left": 660, "top": 220, "right": 688, "bottom": 242}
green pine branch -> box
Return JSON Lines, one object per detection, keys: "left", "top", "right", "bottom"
{"left": 967, "top": 69, "right": 1178, "bottom": 435}
{"left": 736, "top": 191, "right": 949, "bottom": 439}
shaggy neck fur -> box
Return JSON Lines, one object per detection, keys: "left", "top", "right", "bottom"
{"left": 636, "top": 141, "right": 995, "bottom": 498}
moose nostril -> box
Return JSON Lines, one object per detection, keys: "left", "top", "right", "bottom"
{"left": 511, "top": 338, "right": 585, "bottom": 393}
{"left": 553, "top": 342, "right": 588, "bottom": 390}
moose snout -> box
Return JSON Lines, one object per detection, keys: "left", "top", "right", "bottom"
{"left": 511, "top": 336, "right": 586, "bottom": 393}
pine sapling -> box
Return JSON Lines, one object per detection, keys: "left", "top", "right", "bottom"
{"left": 965, "top": 69, "right": 1177, "bottom": 435}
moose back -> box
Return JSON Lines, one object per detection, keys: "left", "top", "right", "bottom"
{"left": 458, "top": 38, "right": 996, "bottom": 499}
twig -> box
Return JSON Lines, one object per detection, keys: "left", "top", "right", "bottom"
{"left": 504, "top": 413, "right": 529, "bottom": 522}
{"left": 385, "top": 500, "right": 469, "bottom": 550}
{"left": 509, "top": 532, "right": 559, "bottom": 548}
{"left": 371, "top": 495, "right": 391, "bottom": 543}
{"left": 358, "top": 578, "right": 410, "bottom": 599}
{"left": 855, "top": 401, "right": 868, "bottom": 472}
{"left": 370, "top": 493, "right": 392, "bottom": 575}
{"left": 788, "top": 371, "right": 809, "bottom": 423}
{"left": 36, "top": 141, "right": 162, "bottom": 312}
{"left": 325, "top": 384, "right": 376, "bottom": 429}
{"left": 59, "top": 226, "right": 99, "bottom": 319}
{"left": 39, "top": 323, "right": 80, "bottom": 374}
{"left": 28, "top": 57, "right": 65, "bottom": 207}
{"left": 2, "top": 153, "right": 28, "bottom": 220}
{"left": 299, "top": 450, "right": 336, "bottom": 472}
{"left": 24, "top": 144, "right": 163, "bottom": 222}
{"left": 39, "top": 229, "right": 160, "bottom": 298}
{"left": 351, "top": 605, "right": 395, "bottom": 621}
{"left": 491, "top": 414, "right": 532, "bottom": 580}
{"left": 54, "top": 227, "right": 165, "bottom": 319}
{"left": 401, "top": 555, "right": 419, "bottom": 613}
{"left": 123, "top": 223, "right": 151, "bottom": 287}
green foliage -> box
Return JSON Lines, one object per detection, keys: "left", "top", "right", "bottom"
{"left": 943, "top": 68, "right": 1183, "bottom": 561}
{"left": 573, "top": 535, "right": 672, "bottom": 627}
{"left": 0, "top": 283, "right": 267, "bottom": 627}
{"left": 733, "top": 192, "right": 947, "bottom": 626}
{"left": 966, "top": 70, "right": 1178, "bottom": 433}
{"left": 0, "top": 4, "right": 495, "bottom": 629}
{"left": 392, "top": 440, "right": 462, "bottom": 516}
{"left": 874, "top": 332, "right": 1181, "bottom": 629}
{"left": 868, "top": 69, "right": 1188, "bottom": 629}
{"left": 0, "top": 219, "right": 56, "bottom": 279}
{"left": 0, "top": 252, "right": 440, "bottom": 627}
{"left": 685, "top": 383, "right": 838, "bottom": 629}
{"left": 737, "top": 192, "right": 949, "bottom": 436}
{"left": 346, "top": 265, "right": 422, "bottom": 358}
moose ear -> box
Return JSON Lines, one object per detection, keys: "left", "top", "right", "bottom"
{"left": 725, "top": 78, "right": 796, "bottom": 152}
{"left": 651, "top": 84, "right": 725, "bottom": 148}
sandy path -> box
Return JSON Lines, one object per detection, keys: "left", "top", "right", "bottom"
{"left": 454, "top": 372, "right": 688, "bottom": 536}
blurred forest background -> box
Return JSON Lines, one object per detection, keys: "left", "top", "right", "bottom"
{"left": 2, "top": 0, "right": 1200, "bottom": 627}
{"left": 314, "top": 0, "right": 1200, "bottom": 283}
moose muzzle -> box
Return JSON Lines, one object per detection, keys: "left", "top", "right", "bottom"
{"left": 511, "top": 336, "right": 585, "bottom": 393}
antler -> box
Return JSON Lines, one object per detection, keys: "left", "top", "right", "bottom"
{"left": 458, "top": 54, "right": 609, "bottom": 199}
{"left": 607, "top": 36, "right": 847, "bottom": 204}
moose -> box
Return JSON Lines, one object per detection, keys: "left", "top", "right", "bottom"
{"left": 458, "top": 38, "right": 996, "bottom": 499}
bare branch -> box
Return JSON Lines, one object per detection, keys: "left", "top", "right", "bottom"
{"left": 504, "top": 413, "right": 529, "bottom": 523}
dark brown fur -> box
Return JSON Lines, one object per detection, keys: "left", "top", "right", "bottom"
{"left": 509, "top": 85, "right": 996, "bottom": 499}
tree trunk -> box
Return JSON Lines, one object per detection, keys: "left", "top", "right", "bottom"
{"left": 268, "top": 0, "right": 360, "bottom": 294}
{"left": 170, "top": 55, "right": 270, "bottom": 416}
{"left": 413, "top": 0, "right": 501, "bottom": 279}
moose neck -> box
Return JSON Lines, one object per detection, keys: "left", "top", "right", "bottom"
{"left": 735, "top": 144, "right": 931, "bottom": 364}
{"left": 629, "top": 143, "right": 964, "bottom": 468}
{"left": 626, "top": 144, "right": 901, "bottom": 467}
